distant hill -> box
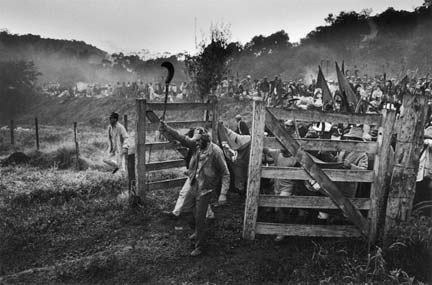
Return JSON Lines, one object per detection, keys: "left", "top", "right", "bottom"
{"left": 0, "top": 31, "right": 188, "bottom": 87}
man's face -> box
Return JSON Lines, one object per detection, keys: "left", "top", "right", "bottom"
{"left": 198, "top": 137, "right": 208, "bottom": 149}
{"left": 110, "top": 117, "right": 117, "bottom": 126}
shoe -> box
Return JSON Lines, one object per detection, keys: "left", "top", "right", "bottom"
{"left": 274, "top": 235, "right": 284, "bottom": 242}
{"left": 190, "top": 247, "right": 202, "bottom": 257}
{"left": 162, "top": 210, "right": 178, "bottom": 220}
{"left": 189, "top": 232, "right": 197, "bottom": 240}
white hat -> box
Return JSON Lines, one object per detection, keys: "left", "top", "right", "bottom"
{"left": 312, "top": 122, "right": 332, "bottom": 132}
{"left": 284, "top": 120, "right": 294, "bottom": 127}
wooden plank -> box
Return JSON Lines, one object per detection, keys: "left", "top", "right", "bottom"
{"left": 268, "top": 108, "right": 382, "bottom": 125}
{"left": 146, "top": 159, "right": 185, "bottom": 171}
{"left": 258, "top": 195, "right": 371, "bottom": 210}
{"left": 146, "top": 120, "right": 211, "bottom": 131}
{"left": 265, "top": 108, "right": 370, "bottom": 237}
{"left": 211, "top": 96, "right": 218, "bottom": 143}
{"left": 135, "top": 99, "right": 147, "bottom": 199}
{"left": 264, "top": 137, "right": 378, "bottom": 154}
{"left": 385, "top": 93, "right": 427, "bottom": 240}
{"left": 243, "top": 98, "right": 266, "bottom": 240}
{"left": 145, "top": 142, "right": 183, "bottom": 151}
{"left": 261, "top": 167, "right": 374, "bottom": 182}
{"left": 148, "top": 177, "right": 187, "bottom": 191}
{"left": 369, "top": 109, "right": 396, "bottom": 243}
{"left": 255, "top": 223, "right": 361, "bottom": 237}
{"left": 143, "top": 101, "right": 212, "bottom": 111}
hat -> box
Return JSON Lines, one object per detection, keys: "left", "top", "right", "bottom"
{"left": 284, "top": 120, "right": 294, "bottom": 127}
{"left": 247, "top": 75, "right": 251, "bottom": 79}
{"left": 191, "top": 127, "right": 206, "bottom": 141}
{"left": 235, "top": 114, "right": 242, "bottom": 120}
{"left": 343, "top": 127, "right": 364, "bottom": 141}
{"left": 312, "top": 122, "right": 332, "bottom": 132}
{"left": 425, "top": 127, "right": 432, "bottom": 139}
{"left": 110, "top": 112, "right": 119, "bottom": 120}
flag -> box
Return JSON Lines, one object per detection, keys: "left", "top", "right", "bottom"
{"left": 397, "top": 75, "right": 409, "bottom": 88}
{"left": 336, "top": 62, "right": 358, "bottom": 111}
{"left": 317, "top": 66, "right": 334, "bottom": 109}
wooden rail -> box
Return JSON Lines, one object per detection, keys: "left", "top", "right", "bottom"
{"left": 261, "top": 167, "right": 375, "bottom": 182}
{"left": 264, "top": 137, "right": 378, "bottom": 153}
{"left": 145, "top": 102, "right": 212, "bottom": 111}
{"left": 258, "top": 195, "right": 371, "bottom": 210}
{"left": 146, "top": 120, "right": 211, "bottom": 131}
{"left": 148, "top": 177, "right": 187, "bottom": 191}
{"left": 146, "top": 159, "right": 185, "bottom": 171}
{"left": 255, "top": 223, "right": 362, "bottom": 237}
{"left": 268, "top": 108, "right": 382, "bottom": 125}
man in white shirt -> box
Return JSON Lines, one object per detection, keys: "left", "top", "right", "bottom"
{"left": 103, "top": 112, "right": 129, "bottom": 173}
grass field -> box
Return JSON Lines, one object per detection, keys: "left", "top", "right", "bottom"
{"left": 0, "top": 102, "right": 431, "bottom": 283}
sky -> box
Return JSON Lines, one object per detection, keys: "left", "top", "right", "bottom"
{"left": 0, "top": 0, "right": 424, "bottom": 56}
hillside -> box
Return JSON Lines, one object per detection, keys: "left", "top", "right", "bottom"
{"left": 0, "top": 31, "right": 188, "bottom": 87}
{"left": 14, "top": 95, "right": 252, "bottom": 133}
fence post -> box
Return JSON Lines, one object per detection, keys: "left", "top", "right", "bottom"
{"left": 124, "top": 114, "right": 128, "bottom": 131}
{"left": 35, "top": 117, "right": 40, "bottom": 150}
{"left": 369, "top": 109, "right": 396, "bottom": 243}
{"left": 136, "top": 99, "right": 147, "bottom": 199}
{"left": 243, "top": 97, "right": 265, "bottom": 240}
{"left": 73, "top": 122, "right": 80, "bottom": 170}
{"left": 10, "top": 120, "right": 14, "bottom": 146}
{"left": 384, "top": 92, "right": 427, "bottom": 240}
{"left": 211, "top": 95, "right": 218, "bottom": 143}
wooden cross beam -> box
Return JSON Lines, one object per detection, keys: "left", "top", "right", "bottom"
{"left": 265, "top": 108, "right": 370, "bottom": 237}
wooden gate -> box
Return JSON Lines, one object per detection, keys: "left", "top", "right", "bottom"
{"left": 243, "top": 98, "right": 395, "bottom": 243}
{"left": 135, "top": 98, "right": 218, "bottom": 198}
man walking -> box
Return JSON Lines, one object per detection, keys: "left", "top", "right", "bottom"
{"left": 159, "top": 122, "right": 230, "bottom": 256}
{"left": 103, "top": 112, "right": 129, "bottom": 173}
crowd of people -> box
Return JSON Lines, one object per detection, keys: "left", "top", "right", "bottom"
{"left": 214, "top": 72, "right": 432, "bottom": 115}
{"left": 41, "top": 80, "right": 197, "bottom": 101}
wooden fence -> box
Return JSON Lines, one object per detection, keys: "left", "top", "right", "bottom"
{"left": 243, "top": 97, "right": 397, "bottom": 243}
{"left": 135, "top": 98, "right": 218, "bottom": 198}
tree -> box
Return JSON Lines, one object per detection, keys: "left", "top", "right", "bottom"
{"left": 184, "top": 24, "right": 234, "bottom": 100}
{"left": 0, "top": 60, "right": 40, "bottom": 122}
{"left": 244, "top": 30, "right": 291, "bottom": 55}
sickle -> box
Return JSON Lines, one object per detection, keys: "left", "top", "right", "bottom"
{"left": 161, "top": 61, "right": 175, "bottom": 121}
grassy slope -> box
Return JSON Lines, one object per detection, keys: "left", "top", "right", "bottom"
{"left": 11, "top": 95, "right": 252, "bottom": 132}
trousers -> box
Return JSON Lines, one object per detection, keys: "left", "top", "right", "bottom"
{"left": 181, "top": 181, "right": 212, "bottom": 249}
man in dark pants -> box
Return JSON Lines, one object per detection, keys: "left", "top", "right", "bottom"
{"left": 159, "top": 122, "right": 230, "bottom": 257}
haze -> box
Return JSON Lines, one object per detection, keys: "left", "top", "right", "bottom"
{"left": 0, "top": 0, "right": 423, "bottom": 55}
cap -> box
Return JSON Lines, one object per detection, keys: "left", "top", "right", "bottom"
{"left": 110, "top": 112, "right": 119, "bottom": 120}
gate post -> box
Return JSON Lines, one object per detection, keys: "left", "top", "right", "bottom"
{"left": 136, "top": 99, "right": 147, "bottom": 199}
{"left": 210, "top": 95, "right": 218, "bottom": 143}
{"left": 384, "top": 92, "right": 427, "bottom": 239}
{"left": 369, "top": 109, "right": 396, "bottom": 243}
{"left": 243, "top": 97, "right": 265, "bottom": 240}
